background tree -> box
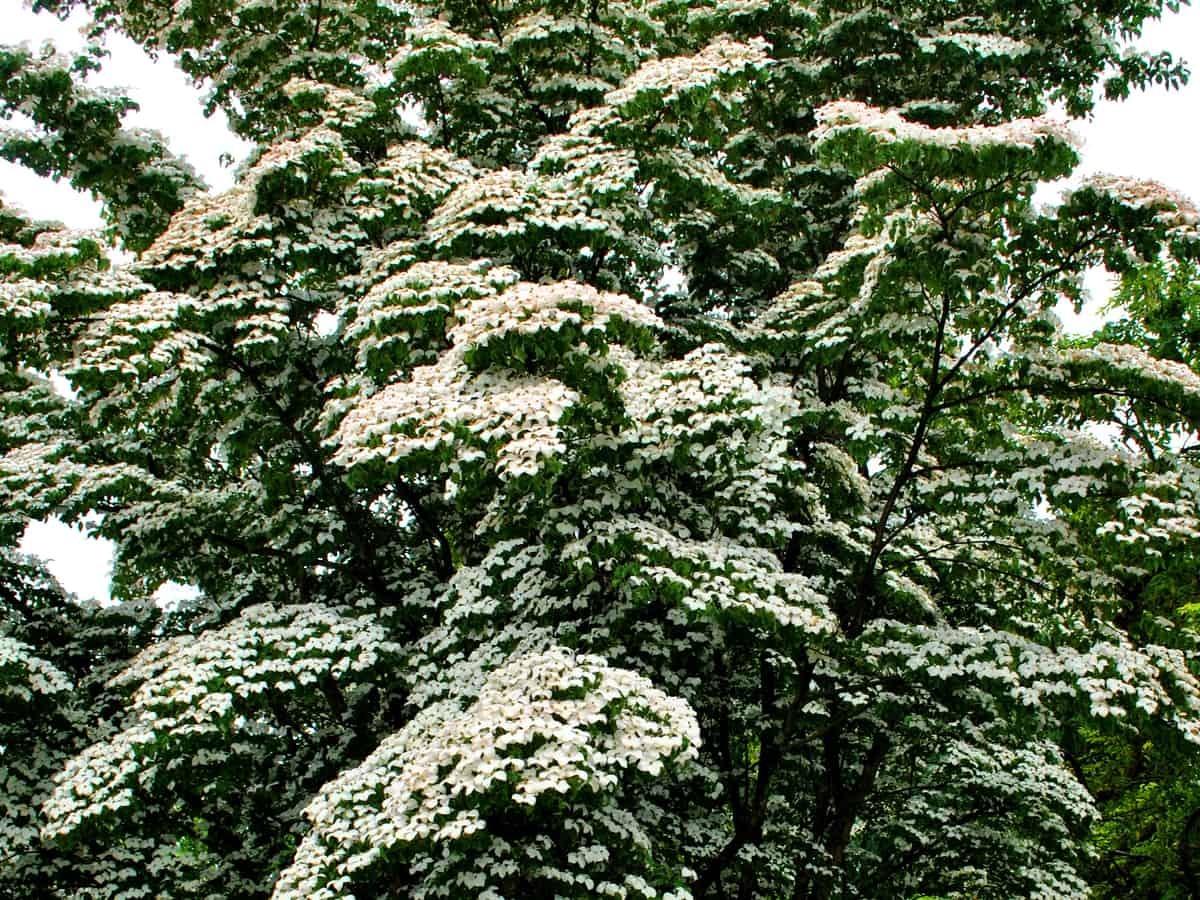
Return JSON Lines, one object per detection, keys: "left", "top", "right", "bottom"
{"left": 2, "top": 0, "right": 1200, "bottom": 898}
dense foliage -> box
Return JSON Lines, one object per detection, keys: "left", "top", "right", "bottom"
{"left": 3, "top": 0, "right": 1200, "bottom": 897}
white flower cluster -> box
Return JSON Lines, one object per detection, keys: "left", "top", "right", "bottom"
{"left": 69, "top": 291, "right": 211, "bottom": 379}
{"left": 813, "top": 231, "right": 894, "bottom": 282}
{"left": 762, "top": 278, "right": 829, "bottom": 328}
{"left": 503, "top": 12, "right": 596, "bottom": 50}
{"left": 109, "top": 601, "right": 397, "bottom": 694}
{"left": 410, "top": 539, "right": 554, "bottom": 666}
{"left": 425, "top": 169, "right": 538, "bottom": 249}
{"left": 1, "top": 220, "right": 147, "bottom": 364}
{"left": 530, "top": 129, "right": 647, "bottom": 230}
{"left": 449, "top": 280, "right": 663, "bottom": 353}
{"left": 282, "top": 78, "right": 378, "bottom": 129}
{"left": 652, "top": 146, "right": 782, "bottom": 209}
{"left": 814, "top": 100, "right": 1079, "bottom": 151}
{"left": 0, "top": 277, "right": 50, "bottom": 323}
{"left": 334, "top": 275, "right": 662, "bottom": 482}
{"left": 343, "top": 260, "right": 519, "bottom": 371}
{"left": 687, "top": 0, "right": 788, "bottom": 24}
{"left": 760, "top": 210, "right": 939, "bottom": 354}
{"left": 1023, "top": 342, "right": 1200, "bottom": 404}
{"left": 605, "top": 37, "right": 771, "bottom": 107}
{"left": 425, "top": 163, "right": 642, "bottom": 254}
{"left": 877, "top": 736, "right": 1095, "bottom": 899}
{"left": 1098, "top": 466, "right": 1200, "bottom": 550}
{"left": 0, "top": 749, "right": 66, "bottom": 885}
{"left": 566, "top": 516, "right": 837, "bottom": 633}
{"left": 865, "top": 621, "right": 1200, "bottom": 737}
{"left": 618, "top": 343, "right": 792, "bottom": 469}
{"left": 1, "top": 219, "right": 142, "bottom": 326}
{"left": 0, "top": 441, "right": 77, "bottom": 505}
{"left": 273, "top": 647, "right": 699, "bottom": 900}
{"left": 917, "top": 30, "right": 1031, "bottom": 58}
{"left": 241, "top": 125, "right": 361, "bottom": 197}
{"left": 418, "top": 105, "right": 653, "bottom": 259}
{"left": 0, "top": 634, "right": 72, "bottom": 702}
{"left": 1076, "top": 173, "right": 1200, "bottom": 236}
{"left": 937, "top": 739, "right": 1096, "bottom": 829}
{"left": 139, "top": 182, "right": 266, "bottom": 273}
{"left": 40, "top": 721, "right": 159, "bottom": 839}
{"left": 331, "top": 352, "right": 579, "bottom": 481}
{"left": 388, "top": 18, "right": 496, "bottom": 69}
{"left": 350, "top": 141, "right": 478, "bottom": 229}
{"left": 911, "top": 428, "right": 1131, "bottom": 526}
{"left": 603, "top": 343, "right": 804, "bottom": 537}
{"left": 0, "top": 217, "right": 97, "bottom": 265}
{"left": 41, "top": 602, "right": 399, "bottom": 840}
{"left": 143, "top": 124, "right": 356, "bottom": 271}
{"left": 212, "top": 278, "right": 296, "bottom": 352}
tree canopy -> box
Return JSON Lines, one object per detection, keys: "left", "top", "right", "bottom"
{"left": 2, "top": 0, "right": 1200, "bottom": 897}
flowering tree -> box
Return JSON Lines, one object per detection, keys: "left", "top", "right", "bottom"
{"left": 3, "top": 0, "right": 1200, "bottom": 897}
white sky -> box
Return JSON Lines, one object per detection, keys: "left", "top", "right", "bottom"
{"left": 4, "top": 0, "right": 1200, "bottom": 601}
